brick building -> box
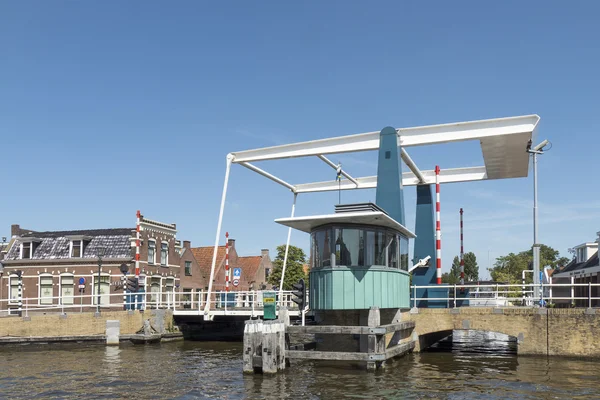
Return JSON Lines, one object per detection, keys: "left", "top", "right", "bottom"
{"left": 190, "top": 239, "right": 272, "bottom": 293}
{"left": 0, "top": 214, "right": 186, "bottom": 314}
{"left": 179, "top": 240, "right": 207, "bottom": 309}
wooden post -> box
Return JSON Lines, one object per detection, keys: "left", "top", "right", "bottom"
{"left": 366, "top": 307, "right": 381, "bottom": 371}
{"left": 262, "top": 321, "right": 286, "bottom": 373}
{"left": 243, "top": 320, "right": 258, "bottom": 373}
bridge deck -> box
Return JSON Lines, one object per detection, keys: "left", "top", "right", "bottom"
{"left": 174, "top": 308, "right": 301, "bottom": 317}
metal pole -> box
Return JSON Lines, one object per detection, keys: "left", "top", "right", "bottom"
{"left": 532, "top": 152, "right": 541, "bottom": 298}
{"left": 571, "top": 276, "right": 575, "bottom": 306}
{"left": 135, "top": 210, "right": 141, "bottom": 310}
{"left": 589, "top": 281, "right": 592, "bottom": 309}
{"left": 279, "top": 193, "right": 298, "bottom": 300}
{"left": 435, "top": 165, "right": 442, "bottom": 284}
{"left": 204, "top": 154, "right": 234, "bottom": 317}
{"left": 97, "top": 256, "right": 102, "bottom": 314}
{"left": 453, "top": 284, "right": 457, "bottom": 308}
{"left": 460, "top": 208, "right": 464, "bottom": 286}
{"left": 17, "top": 271, "right": 23, "bottom": 317}
{"left": 225, "top": 232, "right": 230, "bottom": 293}
{"left": 413, "top": 285, "right": 417, "bottom": 308}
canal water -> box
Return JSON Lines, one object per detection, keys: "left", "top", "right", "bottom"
{"left": 1, "top": 331, "right": 599, "bottom": 399}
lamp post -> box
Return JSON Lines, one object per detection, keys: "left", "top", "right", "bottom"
{"left": 96, "top": 246, "right": 106, "bottom": 314}
{"left": 0, "top": 237, "right": 5, "bottom": 312}
{"left": 526, "top": 139, "right": 550, "bottom": 303}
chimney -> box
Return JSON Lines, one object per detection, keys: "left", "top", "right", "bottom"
{"left": 261, "top": 249, "right": 269, "bottom": 257}
{"left": 11, "top": 224, "right": 20, "bottom": 237}
{"left": 228, "top": 239, "right": 235, "bottom": 249}
{"left": 183, "top": 240, "right": 191, "bottom": 249}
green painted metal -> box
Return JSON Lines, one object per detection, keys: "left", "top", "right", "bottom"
{"left": 309, "top": 267, "right": 411, "bottom": 310}
{"left": 375, "top": 126, "right": 405, "bottom": 225}
{"left": 308, "top": 126, "right": 413, "bottom": 311}
{"left": 263, "top": 291, "right": 277, "bottom": 319}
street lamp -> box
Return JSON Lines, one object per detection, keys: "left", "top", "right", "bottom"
{"left": 526, "top": 139, "right": 551, "bottom": 301}
{"left": 96, "top": 246, "right": 106, "bottom": 314}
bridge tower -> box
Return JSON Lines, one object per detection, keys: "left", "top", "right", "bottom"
{"left": 277, "top": 126, "right": 415, "bottom": 318}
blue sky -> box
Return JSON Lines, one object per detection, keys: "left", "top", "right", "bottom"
{"left": 1, "top": 1, "right": 599, "bottom": 278}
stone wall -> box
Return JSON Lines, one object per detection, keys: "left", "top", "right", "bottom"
{"left": 0, "top": 310, "right": 174, "bottom": 338}
{"left": 407, "top": 307, "right": 600, "bottom": 358}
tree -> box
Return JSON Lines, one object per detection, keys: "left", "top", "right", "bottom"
{"left": 267, "top": 244, "right": 307, "bottom": 290}
{"left": 488, "top": 244, "right": 570, "bottom": 284}
{"left": 442, "top": 252, "right": 479, "bottom": 284}
{"left": 441, "top": 272, "right": 459, "bottom": 285}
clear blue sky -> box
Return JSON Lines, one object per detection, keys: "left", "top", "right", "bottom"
{"left": 2, "top": 1, "right": 599, "bottom": 278}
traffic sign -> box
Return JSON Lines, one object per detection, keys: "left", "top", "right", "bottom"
{"left": 78, "top": 284, "right": 85, "bottom": 289}
{"left": 79, "top": 277, "right": 86, "bottom": 285}
{"left": 233, "top": 268, "right": 241, "bottom": 278}
{"left": 232, "top": 278, "right": 240, "bottom": 287}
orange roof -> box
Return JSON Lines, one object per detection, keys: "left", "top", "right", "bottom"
{"left": 190, "top": 246, "right": 227, "bottom": 275}
{"left": 238, "top": 256, "right": 263, "bottom": 281}
{"left": 302, "top": 263, "right": 310, "bottom": 275}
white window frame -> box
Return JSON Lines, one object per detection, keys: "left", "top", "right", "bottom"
{"left": 185, "top": 261, "right": 192, "bottom": 276}
{"left": 164, "top": 277, "right": 175, "bottom": 307}
{"left": 59, "top": 274, "right": 75, "bottom": 305}
{"left": 149, "top": 275, "right": 161, "bottom": 307}
{"left": 160, "top": 242, "right": 168, "bottom": 266}
{"left": 92, "top": 273, "right": 111, "bottom": 307}
{"left": 20, "top": 242, "right": 33, "bottom": 259}
{"left": 8, "top": 275, "right": 20, "bottom": 304}
{"left": 70, "top": 240, "right": 83, "bottom": 258}
{"left": 148, "top": 239, "right": 156, "bottom": 265}
{"left": 38, "top": 274, "right": 54, "bottom": 306}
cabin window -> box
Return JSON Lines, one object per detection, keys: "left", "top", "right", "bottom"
{"left": 312, "top": 224, "right": 408, "bottom": 270}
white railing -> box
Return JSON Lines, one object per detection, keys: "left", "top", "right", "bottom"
{"left": 410, "top": 282, "right": 600, "bottom": 308}
{"left": 0, "top": 290, "right": 299, "bottom": 317}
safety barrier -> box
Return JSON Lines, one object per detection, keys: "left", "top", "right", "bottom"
{"left": 0, "top": 290, "right": 299, "bottom": 317}
{"left": 411, "top": 282, "right": 600, "bottom": 308}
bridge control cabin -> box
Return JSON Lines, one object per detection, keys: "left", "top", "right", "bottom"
{"left": 276, "top": 203, "right": 415, "bottom": 310}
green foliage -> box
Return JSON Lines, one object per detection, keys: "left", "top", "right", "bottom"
{"left": 442, "top": 252, "right": 479, "bottom": 284}
{"left": 267, "top": 244, "right": 307, "bottom": 290}
{"left": 488, "top": 244, "right": 570, "bottom": 285}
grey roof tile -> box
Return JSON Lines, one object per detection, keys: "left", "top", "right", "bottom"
{"left": 5, "top": 228, "right": 133, "bottom": 261}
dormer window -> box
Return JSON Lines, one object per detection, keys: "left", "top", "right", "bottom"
{"left": 20, "top": 238, "right": 41, "bottom": 259}
{"left": 71, "top": 240, "right": 82, "bottom": 257}
{"left": 67, "top": 235, "right": 92, "bottom": 258}
{"left": 22, "top": 242, "right": 31, "bottom": 259}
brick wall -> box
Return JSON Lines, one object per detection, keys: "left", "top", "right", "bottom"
{"left": 408, "top": 307, "right": 600, "bottom": 357}
{"left": 0, "top": 310, "right": 174, "bottom": 338}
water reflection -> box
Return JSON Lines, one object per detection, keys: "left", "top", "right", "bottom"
{"left": 0, "top": 340, "right": 599, "bottom": 399}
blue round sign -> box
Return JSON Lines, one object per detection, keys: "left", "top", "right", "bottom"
{"left": 79, "top": 277, "right": 86, "bottom": 285}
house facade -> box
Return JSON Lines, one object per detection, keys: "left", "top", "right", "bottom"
{"left": 0, "top": 214, "right": 185, "bottom": 314}
{"left": 179, "top": 240, "right": 208, "bottom": 309}
{"left": 190, "top": 239, "right": 272, "bottom": 294}
{"left": 552, "top": 236, "right": 599, "bottom": 307}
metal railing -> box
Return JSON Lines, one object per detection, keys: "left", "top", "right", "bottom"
{"left": 0, "top": 290, "right": 299, "bottom": 317}
{"left": 410, "top": 282, "right": 600, "bottom": 308}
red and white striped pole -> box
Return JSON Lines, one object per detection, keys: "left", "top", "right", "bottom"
{"left": 460, "top": 208, "right": 465, "bottom": 286}
{"left": 135, "top": 210, "right": 141, "bottom": 278}
{"left": 225, "top": 232, "right": 230, "bottom": 292}
{"left": 435, "top": 166, "right": 442, "bottom": 284}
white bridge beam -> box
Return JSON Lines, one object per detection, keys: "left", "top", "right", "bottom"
{"left": 294, "top": 166, "right": 488, "bottom": 193}
{"left": 317, "top": 155, "right": 359, "bottom": 186}
{"left": 230, "top": 115, "right": 539, "bottom": 163}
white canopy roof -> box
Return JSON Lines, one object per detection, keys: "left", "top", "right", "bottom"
{"left": 275, "top": 211, "right": 416, "bottom": 238}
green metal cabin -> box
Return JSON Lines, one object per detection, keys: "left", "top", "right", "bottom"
{"left": 276, "top": 203, "right": 415, "bottom": 310}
